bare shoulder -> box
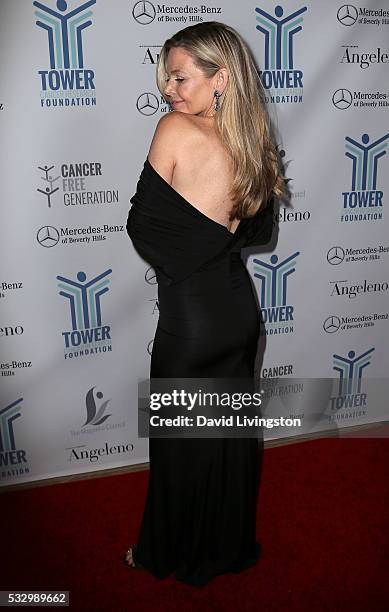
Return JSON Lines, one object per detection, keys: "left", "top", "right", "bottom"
{"left": 147, "top": 112, "right": 201, "bottom": 184}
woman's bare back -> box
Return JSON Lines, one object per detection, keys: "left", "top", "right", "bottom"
{"left": 170, "top": 113, "right": 240, "bottom": 234}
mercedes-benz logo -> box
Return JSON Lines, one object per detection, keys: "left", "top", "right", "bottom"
{"left": 323, "top": 315, "right": 341, "bottom": 334}
{"left": 37, "top": 225, "right": 60, "bottom": 247}
{"left": 327, "top": 246, "right": 345, "bottom": 265}
{"left": 337, "top": 5, "right": 358, "bottom": 26}
{"left": 145, "top": 266, "right": 157, "bottom": 284}
{"left": 332, "top": 88, "right": 353, "bottom": 110}
{"left": 132, "top": 1, "right": 156, "bottom": 24}
{"left": 147, "top": 339, "right": 154, "bottom": 355}
{"left": 136, "top": 92, "right": 159, "bottom": 115}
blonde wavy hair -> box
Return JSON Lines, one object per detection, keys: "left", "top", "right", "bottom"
{"left": 156, "top": 21, "right": 285, "bottom": 220}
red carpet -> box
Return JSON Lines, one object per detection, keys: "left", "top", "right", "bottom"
{"left": 1, "top": 435, "right": 388, "bottom": 611}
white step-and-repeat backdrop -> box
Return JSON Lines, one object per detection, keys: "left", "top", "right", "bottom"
{"left": 1, "top": 0, "right": 388, "bottom": 486}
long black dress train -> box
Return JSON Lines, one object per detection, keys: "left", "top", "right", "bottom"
{"left": 126, "top": 157, "right": 274, "bottom": 586}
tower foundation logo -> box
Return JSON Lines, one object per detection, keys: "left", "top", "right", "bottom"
{"left": 0, "top": 398, "right": 30, "bottom": 480}
{"left": 341, "top": 133, "right": 388, "bottom": 222}
{"left": 57, "top": 269, "right": 112, "bottom": 359}
{"left": 33, "top": 0, "right": 97, "bottom": 108}
{"left": 329, "top": 348, "right": 374, "bottom": 421}
{"left": 255, "top": 5, "right": 307, "bottom": 104}
{"left": 252, "top": 252, "right": 299, "bottom": 335}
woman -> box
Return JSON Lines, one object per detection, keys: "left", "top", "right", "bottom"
{"left": 125, "top": 21, "right": 284, "bottom": 586}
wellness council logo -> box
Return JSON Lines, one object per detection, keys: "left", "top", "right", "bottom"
{"left": 70, "top": 385, "right": 126, "bottom": 436}
{"left": 57, "top": 269, "right": 112, "bottom": 359}
{"left": 67, "top": 385, "right": 132, "bottom": 463}
{"left": 255, "top": 4, "right": 307, "bottom": 104}
{"left": 251, "top": 252, "right": 299, "bottom": 335}
{"left": 33, "top": 0, "right": 97, "bottom": 108}
{"left": 341, "top": 133, "right": 388, "bottom": 222}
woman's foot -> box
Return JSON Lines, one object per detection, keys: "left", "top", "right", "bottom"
{"left": 124, "top": 547, "right": 135, "bottom": 567}
{"left": 123, "top": 544, "right": 144, "bottom": 570}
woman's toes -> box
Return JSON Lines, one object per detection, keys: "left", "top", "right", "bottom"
{"left": 125, "top": 550, "right": 132, "bottom": 565}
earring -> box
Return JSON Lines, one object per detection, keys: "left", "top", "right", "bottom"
{"left": 213, "top": 89, "right": 222, "bottom": 112}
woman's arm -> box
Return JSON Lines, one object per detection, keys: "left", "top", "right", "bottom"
{"left": 245, "top": 198, "right": 275, "bottom": 246}
{"left": 146, "top": 112, "right": 186, "bottom": 185}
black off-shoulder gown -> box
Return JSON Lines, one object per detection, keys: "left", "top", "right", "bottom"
{"left": 126, "top": 158, "right": 274, "bottom": 586}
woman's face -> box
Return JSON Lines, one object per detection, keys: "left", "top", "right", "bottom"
{"left": 164, "top": 47, "right": 220, "bottom": 117}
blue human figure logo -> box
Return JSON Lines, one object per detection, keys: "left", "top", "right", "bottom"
{"left": 333, "top": 348, "right": 374, "bottom": 396}
{"left": 57, "top": 269, "right": 111, "bottom": 330}
{"left": 345, "top": 133, "right": 389, "bottom": 191}
{"left": 255, "top": 5, "right": 307, "bottom": 70}
{"left": 37, "top": 164, "right": 60, "bottom": 207}
{"left": 253, "top": 252, "right": 299, "bottom": 309}
{"left": 33, "top": 0, "right": 96, "bottom": 70}
{"left": 0, "top": 398, "right": 23, "bottom": 452}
